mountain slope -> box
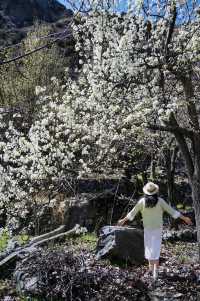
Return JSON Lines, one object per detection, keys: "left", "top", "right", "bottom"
{"left": 0, "top": 0, "right": 72, "bottom": 28}
{"left": 0, "top": 0, "right": 73, "bottom": 47}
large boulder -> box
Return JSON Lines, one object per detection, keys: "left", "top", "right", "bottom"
{"left": 96, "top": 226, "right": 145, "bottom": 265}
{"left": 64, "top": 191, "right": 140, "bottom": 232}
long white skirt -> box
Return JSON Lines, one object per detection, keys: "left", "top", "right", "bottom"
{"left": 144, "top": 228, "right": 162, "bottom": 260}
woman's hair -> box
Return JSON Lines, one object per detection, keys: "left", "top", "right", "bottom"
{"left": 144, "top": 194, "right": 158, "bottom": 208}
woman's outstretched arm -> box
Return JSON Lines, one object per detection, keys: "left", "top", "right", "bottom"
{"left": 160, "top": 198, "right": 192, "bottom": 225}
{"left": 117, "top": 199, "right": 143, "bottom": 226}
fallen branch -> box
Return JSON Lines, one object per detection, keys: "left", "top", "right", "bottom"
{"left": 0, "top": 224, "right": 87, "bottom": 276}
{"left": 31, "top": 224, "right": 86, "bottom": 247}
{"left": 29, "top": 225, "right": 66, "bottom": 246}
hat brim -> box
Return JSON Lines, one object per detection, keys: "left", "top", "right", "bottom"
{"left": 143, "top": 185, "right": 159, "bottom": 195}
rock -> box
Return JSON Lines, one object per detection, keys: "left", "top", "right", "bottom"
{"left": 96, "top": 226, "right": 145, "bottom": 265}
{"left": 15, "top": 270, "right": 38, "bottom": 294}
{"left": 163, "top": 228, "right": 197, "bottom": 242}
{"left": 24, "top": 182, "right": 137, "bottom": 234}
{"left": 64, "top": 192, "right": 134, "bottom": 232}
{"left": 2, "top": 176, "right": 140, "bottom": 235}
{"left": 74, "top": 177, "right": 135, "bottom": 195}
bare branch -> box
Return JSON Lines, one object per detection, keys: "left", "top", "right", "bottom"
{"left": 147, "top": 123, "right": 194, "bottom": 138}
{"left": 0, "top": 33, "right": 71, "bottom": 67}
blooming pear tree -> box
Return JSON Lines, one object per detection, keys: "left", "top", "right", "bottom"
{"left": 0, "top": 73, "right": 155, "bottom": 230}
{"left": 2, "top": 0, "right": 200, "bottom": 238}
{"left": 70, "top": 0, "right": 200, "bottom": 244}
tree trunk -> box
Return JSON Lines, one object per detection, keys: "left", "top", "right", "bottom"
{"left": 167, "top": 176, "right": 174, "bottom": 205}
{"left": 164, "top": 146, "right": 179, "bottom": 229}
{"left": 190, "top": 173, "right": 200, "bottom": 261}
{"left": 171, "top": 119, "right": 200, "bottom": 256}
{"left": 164, "top": 145, "right": 178, "bottom": 205}
{"left": 150, "top": 158, "right": 156, "bottom": 180}
{"left": 165, "top": 149, "right": 174, "bottom": 205}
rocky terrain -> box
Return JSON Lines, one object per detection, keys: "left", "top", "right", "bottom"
{"left": 0, "top": 229, "right": 199, "bottom": 301}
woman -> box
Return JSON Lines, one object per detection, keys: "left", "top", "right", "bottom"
{"left": 117, "top": 182, "right": 192, "bottom": 280}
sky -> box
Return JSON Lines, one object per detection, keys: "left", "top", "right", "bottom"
{"left": 58, "top": 0, "right": 128, "bottom": 12}
{"left": 58, "top": 0, "right": 68, "bottom": 6}
{"left": 58, "top": 0, "right": 200, "bottom": 20}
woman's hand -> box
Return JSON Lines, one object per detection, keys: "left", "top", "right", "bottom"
{"left": 117, "top": 217, "right": 128, "bottom": 226}
{"left": 181, "top": 215, "right": 193, "bottom": 225}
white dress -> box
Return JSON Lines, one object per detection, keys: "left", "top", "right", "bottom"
{"left": 144, "top": 227, "right": 162, "bottom": 260}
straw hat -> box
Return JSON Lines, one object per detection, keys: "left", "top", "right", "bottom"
{"left": 143, "top": 182, "right": 159, "bottom": 195}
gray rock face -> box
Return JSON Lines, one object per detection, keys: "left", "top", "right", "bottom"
{"left": 96, "top": 226, "right": 145, "bottom": 265}
{"left": 0, "top": 0, "right": 72, "bottom": 28}
{"left": 64, "top": 191, "right": 140, "bottom": 233}
{"left": 0, "top": 0, "right": 73, "bottom": 47}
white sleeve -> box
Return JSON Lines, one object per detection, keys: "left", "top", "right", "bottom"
{"left": 160, "top": 198, "right": 181, "bottom": 219}
{"left": 126, "top": 199, "right": 143, "bottom": 221}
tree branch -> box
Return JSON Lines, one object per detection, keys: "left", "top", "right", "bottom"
{"left": 171, "top": 145, "right": 179, "bottom": 175}
{"left": 0, "top": 33, "right": 70, "bottom": 66}
{"left": 0, "top": 224, "right": 86, "bottom": 272}
{"left": 148, "top": 113, "right": 194, "bottom": 178}
{"left": 147, "top": 123, "right": 194, "bottom": 138}
{"left": 169, "top": 113, "right": 194, "bottom": 179}
{"left": 181, "top": 75, "right": 200, "bottom": 131}
{"left": 165, "top": 4, "right": 177, "bottom": 56}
